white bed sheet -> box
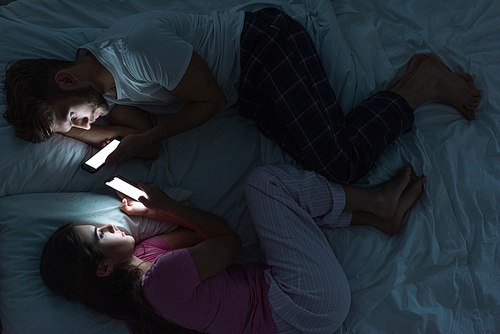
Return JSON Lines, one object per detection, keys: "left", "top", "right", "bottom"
{"left": 1, "top": 0, "right": 500, "bottom": 333}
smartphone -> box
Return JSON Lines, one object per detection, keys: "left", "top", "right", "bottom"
{"left": 104, "top": 175, "right": 147, "bottom": 201}
{"left": 81, "top": 137, "right": 121, "bottom": 173}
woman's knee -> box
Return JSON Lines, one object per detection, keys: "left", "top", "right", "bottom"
{"left": 319, "top": 276, "right": 351, "bottom": 332}
{"left": 245, "top": 165, "right": 283, "bottom": 193}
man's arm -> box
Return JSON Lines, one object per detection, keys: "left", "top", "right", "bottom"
{"left": 150, "top": 50, "right": 227, "bottom": 141}
{"left": 63, "top": 104, "right": 160, "bottom": 159}
{"left": 105, "top": 51, "right": 226, "bottom": 165}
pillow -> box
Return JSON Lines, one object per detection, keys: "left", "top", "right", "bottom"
{"left": 0, "top": 189, "right": 191, "bottom": 334}
{"left": 0, "top": 126, "right": 182, "bottom": 197}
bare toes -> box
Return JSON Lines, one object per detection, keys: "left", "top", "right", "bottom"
{"left": 461, "top": 109, "right": 475, "bottom": 120}
{"left": 385, "top": 175, "right": 426, "bottom": 235}
{"left": 373, "top": 167, "right": 412, "bottom": 219}
{"left": 457, "top": 72, "right": 474, "bottom": 84}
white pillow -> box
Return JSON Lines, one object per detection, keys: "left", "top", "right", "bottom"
{"left": 0, "top": 126, "right": 181, "bottom": 198}
{"left": 0, "top": 189, "right": 191, "bottom": 334}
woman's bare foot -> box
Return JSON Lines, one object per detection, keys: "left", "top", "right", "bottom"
{"left": 374, "top": 175, "right": 426, "bottom": 235}
{"left": 392, "top": 56, "right": 482, "bottom": 119}
{"left": 368, "top": 167, "right": 412, "bottom": 220}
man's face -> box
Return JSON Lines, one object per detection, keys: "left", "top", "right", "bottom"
{"left": 53, "top": 86, "right": 108, "bottom": 133}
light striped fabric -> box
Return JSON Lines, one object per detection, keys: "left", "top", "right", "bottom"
{"left": 245, "top": 164, "right": 352, "bottom": 333}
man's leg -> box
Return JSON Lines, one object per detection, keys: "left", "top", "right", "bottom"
{"left": 390, "top": 55, "right": 481, "bottom": 120}
{"left": 239, "top": 9, "right": 481, "bottom": 184}
{"left": 239, "top": 9, "right": 413, "bottom": 183}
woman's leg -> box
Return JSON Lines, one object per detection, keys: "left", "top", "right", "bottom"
{"left": 245, "top": 164, "right": 426, "bottom": 332}
{"left": 245, "top": 165, "right": 351, "bottom": 334}
{"left": 348, "top": 174, "right": 426, "bottom": 235}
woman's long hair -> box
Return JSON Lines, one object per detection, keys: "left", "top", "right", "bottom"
{"left": 40, "top": 223, "right": 200, "bottom": 334}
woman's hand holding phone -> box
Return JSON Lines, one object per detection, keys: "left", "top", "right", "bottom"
{"left": 115, "top": 179, "right": 175, "bottom": 221}
{"left": 109, "top": 177, "right": 181, "bottom": 224}
{"left": 105, "top": 175, "right": 154, "bottom": 218}
{"left": 117, "top": 191, "right": 156, "bottom": 219}
{"left": 132, "top": 181, "right": 177, "bottom": 214}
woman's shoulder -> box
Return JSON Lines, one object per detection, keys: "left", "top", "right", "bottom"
{"left": 134, "top": 235, "right": 171, "bottom": 261}
{"left": 142, "top": 248, "right": 201, "bottom": 293}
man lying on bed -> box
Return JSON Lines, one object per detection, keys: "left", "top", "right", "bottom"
{"left": 2, "top": 8, "right": 481, "bottom": 183}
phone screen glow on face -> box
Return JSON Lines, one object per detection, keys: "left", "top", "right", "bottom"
{"left": 106, "top": 178, "right": 146, "bottom": 201}
{"left": 85, "top": 140, "right": 120, "bottom": 169}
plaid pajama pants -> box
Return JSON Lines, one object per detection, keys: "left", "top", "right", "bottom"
{"left": 238, "top": 8, "right": 414, "bottom": 183}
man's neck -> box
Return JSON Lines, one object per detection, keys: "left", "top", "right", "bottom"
{"left": 77, "top": 53, "right": 116, "bottom": 94}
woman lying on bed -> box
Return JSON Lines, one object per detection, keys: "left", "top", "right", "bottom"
{"left": 3, "top": 8, "right": 481, "bottom": 183}
{"left": 40, "top": 165, "right": 426, "bottom": 334}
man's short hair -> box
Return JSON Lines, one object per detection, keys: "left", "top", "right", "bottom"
{"left": 2, "top": 58, "right": 75, "bottom": 143}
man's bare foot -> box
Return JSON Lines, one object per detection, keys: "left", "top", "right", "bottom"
{"left": 419, "top": 58, "right": 482, "bottom": 118}
{"left": 373, "top": 175, "right": 426, "bottom": 235}
{"left": 393, "top": 56, "right": 482, "bottom": 119}
{"left": 368, "top": 167, "right": 412, "bottom": 220}
{"left": 390, "top": 54, "right": 428, "bottom": 92}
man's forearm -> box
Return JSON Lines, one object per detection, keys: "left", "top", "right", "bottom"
{"left": 64, "top": 125, "right": 159, "bottom": 158}
{"left": 63, "top": 124, "right": 128, "bottom": 147}
{"left": 148, "top": 99, "right": 226, "bottom": 145}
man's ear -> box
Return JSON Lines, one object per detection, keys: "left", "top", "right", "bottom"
{"left": 96, "top": 260, "right": 114, "bottom": 277}
{"left": 54, "top": 70, "right": 79, "bottom": 87}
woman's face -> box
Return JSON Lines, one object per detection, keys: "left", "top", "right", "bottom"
{"left": 75, "top": 224, "right": 135, "bottom": 266}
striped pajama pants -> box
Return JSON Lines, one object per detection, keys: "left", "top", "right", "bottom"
{"left": 239, "top": 8, "right": 414, "bottom": 183}
{"left": 245, "top": 164, "right": 352, "bottom": 333}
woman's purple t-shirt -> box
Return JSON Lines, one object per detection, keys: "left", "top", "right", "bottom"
{"left": 133, "top": 236, "right": 276, "bottom": 334}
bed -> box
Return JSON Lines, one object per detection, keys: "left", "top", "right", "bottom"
{"left": 1, "top": 0, "right": 499, "bottom": 333}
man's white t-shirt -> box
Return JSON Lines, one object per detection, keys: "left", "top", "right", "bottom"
{"left": 78, "top": 10, "right": 245, "bottom": 114}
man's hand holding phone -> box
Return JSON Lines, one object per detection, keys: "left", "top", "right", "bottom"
{"left": 81, "top": 137, "right": 121, "bottom": 173}
{"left": 105, "top": 132, "right": 152, "bottom": 166}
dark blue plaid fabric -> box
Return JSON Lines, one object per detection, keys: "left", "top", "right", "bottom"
{"left": 238, "top": 8, "right": 414, "bottom": 183}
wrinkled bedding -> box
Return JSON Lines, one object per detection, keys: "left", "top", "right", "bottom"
{"left": 1, "top": 0, "right": 499, "bottom": 333}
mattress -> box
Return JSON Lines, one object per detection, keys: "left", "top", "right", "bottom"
{"left": 1, "top": 0, "right": 499, "bottom": 333}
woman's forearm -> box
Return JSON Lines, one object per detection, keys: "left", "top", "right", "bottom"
{"left": 154, "top": 199, "right": 230, "bottom": 240}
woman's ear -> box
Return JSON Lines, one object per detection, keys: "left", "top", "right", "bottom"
{"left": 54, "top": 70, "right": 79, "bottom": 88}
{"left": 96, "top": 260, "right": 114, "bottom": 277}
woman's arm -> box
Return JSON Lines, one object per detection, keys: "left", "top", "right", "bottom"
{"left": 137, "top": 182, "right": 241, "bottom": 281}
{"left": 105, "top": 51, "right": 226, "bottom": 165}
{"left": 159, "top": 227, "right": 204, "bottom": 249}
{"left": 118, "top": 194, "right": 205, "bottom": 249}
